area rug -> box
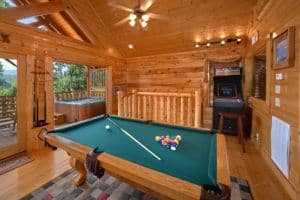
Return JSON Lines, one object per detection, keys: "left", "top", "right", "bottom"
{"left": 21, "top": 169, "right": 252, "bottom": 200}
{"left": 0, "top": 151, "right": 34, "bottom": 175}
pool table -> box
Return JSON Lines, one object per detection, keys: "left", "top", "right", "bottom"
{"left": 44, "top": 115, "right": 230, "bottom": 200}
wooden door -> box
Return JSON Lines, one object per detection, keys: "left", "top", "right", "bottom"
{"left": 0, "top": 52, "right": 26, "bottom": 159}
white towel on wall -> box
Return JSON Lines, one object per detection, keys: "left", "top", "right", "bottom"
{"left": 271, "top": 116, "right": 290, "bottom": 178}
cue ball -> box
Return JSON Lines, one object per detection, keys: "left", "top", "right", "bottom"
{"left": 105, "top": 125, "right": 110, "bottom": 130}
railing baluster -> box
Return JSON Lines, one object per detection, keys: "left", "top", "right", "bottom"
{"left": 115, "top": 89, "right": 203, "bottom": 127}
{"left": 180, "top": 97, "right": 184, "bottom": 125}
{"left": 154, "top": 96, "right": 158, "bottom": 121}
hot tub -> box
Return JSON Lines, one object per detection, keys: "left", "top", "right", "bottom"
{"left": 55, "top": 97, "right": 106, "bottom": 123}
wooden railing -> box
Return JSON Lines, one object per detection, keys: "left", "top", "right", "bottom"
{"left": 0, "top": 96, "right": 16, "bottom": 119}
{"left": 90, "top": 87, "right": 106, "bottom": 99}
{"left": 55, "top": 90, "right": 88, "bottom": 101}
{"left": 117, "top": 90, "right": 203, "bottom": 127}
{"left": 54, "top": 88, "right": 106, "bottom": 101}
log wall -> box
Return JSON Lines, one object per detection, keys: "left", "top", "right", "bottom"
{"left": 126, "top": 46, "right": 245, "bottom": 107}
{"left": 0, "top": 21, "right": 126, "bottom": 152}
{"left": 247, "top": 0, "right": 300, "bottom": 198}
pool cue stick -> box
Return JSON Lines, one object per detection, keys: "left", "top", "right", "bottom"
{"left": 107, "top": 118, "right": 162, "bottom": 161}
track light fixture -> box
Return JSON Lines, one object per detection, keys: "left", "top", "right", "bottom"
{"left": 195, "top": 38, "right": 242, "bottom": 48}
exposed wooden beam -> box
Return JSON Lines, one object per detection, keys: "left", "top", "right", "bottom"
{"left": 64, "top": 0, "right": 123, "bottom": 57}
{"left": 0, "top": 0, "right": 68, "bottom": 20}
{"left": 64, "top": 8, "right": 98, "bottom": 45}
{"left": 59, "top": 11, "right": 91, "bottom": 43}
{"left": 33, "top": 16, "right": 61, "bottom": 34}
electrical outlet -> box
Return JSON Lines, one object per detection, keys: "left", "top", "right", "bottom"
{"left": 275, "top": 73, "right": 283, "bottom": 80}
{"left": 275, "top": 97, "right": 281, "bottom": 107}
{"left": 275, "top": 85, "right": 281, "bottom": 94}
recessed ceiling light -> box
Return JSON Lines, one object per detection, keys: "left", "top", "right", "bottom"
{"left": 221, "top": 40, "right": 226, "bottom": 45}
{"left": 195, "top": 44, "right": 200, "bottom": 48}
{"left": 206, "top": 43, "right": 211, "bottom": 47}
{"left": 128, "top": 44, "right": 134, "bottom": 49}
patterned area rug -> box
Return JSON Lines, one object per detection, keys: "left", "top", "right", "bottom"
{"left": 0, "top": 151, "right": 33, "bottom": 175}
{"left": 21, "top": 170, "right": 252, "bottom": 200}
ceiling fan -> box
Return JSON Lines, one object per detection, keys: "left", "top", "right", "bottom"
{"left": 108, "top": 0, "right": 167, "bottom": 28}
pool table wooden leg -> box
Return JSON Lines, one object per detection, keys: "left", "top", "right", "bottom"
{"left": 69, "top": 157, "right": 87, "bottom": 186}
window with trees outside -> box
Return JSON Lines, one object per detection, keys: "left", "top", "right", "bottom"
{"left": 53, "top": 62, "right": 107, "bottom": 126}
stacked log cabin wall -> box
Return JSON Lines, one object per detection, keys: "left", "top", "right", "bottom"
{"left": 1, "top": 0, "right": 300, "bottom": 198}
{"left": 0, "top": 21, "right": 126, "bottom": 152}
{"left": 246, "top": 0, "right": 300, "bottom": 198}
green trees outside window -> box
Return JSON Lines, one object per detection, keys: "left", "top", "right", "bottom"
{"left": 53, "top": 62, "right": 87, "bottom": 93}
{"left": 0, "top": 60, "right": 17, "bottom": 97}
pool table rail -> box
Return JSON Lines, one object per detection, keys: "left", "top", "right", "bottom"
{"left": 44, "top": 127, "right": 230, "bottom": 200}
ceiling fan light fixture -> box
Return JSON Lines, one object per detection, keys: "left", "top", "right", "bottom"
{"left": 141, "top": 20, "right": 148, "bottom": 28}
{"left": 129, "top": 20, "right": 136, "bottom": 27}
{"left": 129, "top": 13, "right": 137, "bottom": 21}
{"left": 142, "top": 14, "right": 150, "bottom": 21}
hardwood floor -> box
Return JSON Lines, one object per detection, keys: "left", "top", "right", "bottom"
{"left": 0, "top": 148, "right": 70, "bottom": 200}
{"left": 0, "top": 135, "right": 291, "bottom": 200}
{"left": 226, "top": 136, "right": 291, "bottom": 200}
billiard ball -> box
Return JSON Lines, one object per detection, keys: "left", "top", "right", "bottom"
{"left": 155, "top": 136, "right": 161, "bottom": 141}
{"left": 105, "top": 125, "right": 110, "bottom": 130}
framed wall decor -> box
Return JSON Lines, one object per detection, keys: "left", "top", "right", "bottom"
{"left": 272, "top": 27, "right": 295, "bottom": 69}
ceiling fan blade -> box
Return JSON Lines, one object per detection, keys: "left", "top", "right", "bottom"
{"left": 140, "top": 0, "right": 155, "bottom": 11}
{"left": 114, "top": 16, "right": 130, "bottom": 26}
{"left": 148, "top": 13, "right": 168, "bottom": 20}
{"left": 108, "top": 2, "right": 133, "bottom": 12}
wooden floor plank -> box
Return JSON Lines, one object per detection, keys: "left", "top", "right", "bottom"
{"left": 0, "top": 136, "right": 291, "bottom": 200}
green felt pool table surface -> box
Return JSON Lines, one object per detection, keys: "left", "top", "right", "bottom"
{"left": 49, "top": 115, "right": 218, "bottom": 187}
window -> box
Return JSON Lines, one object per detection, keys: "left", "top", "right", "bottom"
{"left": 53, "top": 62, "right": 87, "bottom": 93}
{"left": 0, "top": 0, "right": 16, "bottom": 9}
{"left": 253, "top": 48, "right": 266, "bottom": 100}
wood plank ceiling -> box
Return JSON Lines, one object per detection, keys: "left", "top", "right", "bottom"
{"left": 89, "top": 0, "right": 258, "bottom": 57}
{"left": 10, "top": 0, "right": 91, "bottom": 43}
{"left": 2, "top": 0, "right": 258, "bottom": 57}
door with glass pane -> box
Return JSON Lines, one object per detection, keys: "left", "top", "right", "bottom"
{"left": 0, "top": 52, "right": 26, "bottom": 159}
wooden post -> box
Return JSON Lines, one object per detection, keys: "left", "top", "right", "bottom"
{"left": 167, "top": 96, "right": 171, "bottom": 123}
{"left": 194, "top": 89, "right": 202, "bottom": 127}
{"left": 148, "top": 96, "right": 151, "bottom": 120}
{"left": 180, "top": 97, "right": 184, "bottom": 125}
{"left": 87, "top": 67, "right": 91, "bottom": 97}
{"left": 137, "top": 95, "right": 141, "bottom": 119}
{"left": 124, "top": 96, "right": 128, "bottom": 117}
{"left": 128, "top": 95, "right": 131, "bottom": 118}
{"left": 187, "top": 96, "right": 192, "bottom": 126}
{"left": 154, "top": 96, "right": 158, "bottom": 121}
{"left": 143, "top": 95, "right": 147, "bottom": 119}
{"left": 132, "top": 89, "right": 137, "bottom": 118}
{"left": 117, "top": 91, "right": 124, "bottom": 116}
{"left": 106, "top": 67, "right": 113, "bottom": 114}
{"left": 173, "top": 97, "right": 176, "bottom": 124}
{"left": 160, "top": 96, "right": 164, "bottom": 122}
{"left": 2, "top": 96, "right": 6, "bottom": 117}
